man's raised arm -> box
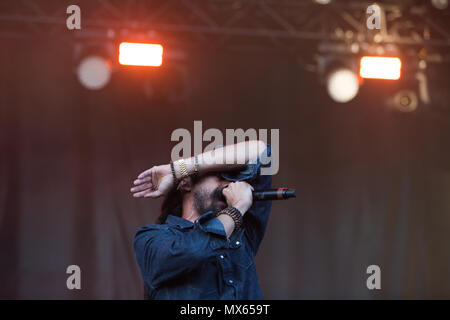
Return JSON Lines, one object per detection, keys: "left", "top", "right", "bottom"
{"left": 130, "top": 140, "right": 267, "bottom": 199}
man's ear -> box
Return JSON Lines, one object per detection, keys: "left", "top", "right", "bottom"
{"left": 177, "top": 177, "right": 193, "bottom": 193}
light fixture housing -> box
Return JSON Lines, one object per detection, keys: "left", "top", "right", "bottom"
{"left": 392, "top": 90, "right": 418, "bottom": 112}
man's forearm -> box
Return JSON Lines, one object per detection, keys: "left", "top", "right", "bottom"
{"left": 173, "top": 140, "right": 266, "bottom": 180}
{"left": 131, "top": 140, "right": 265, "bottom": 199}
{"left": 216, "top": 214, "right": 235, "bottom": 239}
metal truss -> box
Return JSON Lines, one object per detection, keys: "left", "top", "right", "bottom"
{"left": 1, "top": 0, "right": 449, "bottom": 109}
{"left": 0, "top": 0, "right": 449, "bottom": 62}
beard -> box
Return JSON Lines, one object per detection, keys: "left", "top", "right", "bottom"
{"left": 193, "top": 186, "right": 227, "bottom": 215}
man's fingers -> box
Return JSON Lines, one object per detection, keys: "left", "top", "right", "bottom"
{"left": 137, "top": 167, "right": 154, "bottom": 179}
{"left": 134, "top": 176, "right": 151, "bottom": 185}
{"left": 132, "top": 188, "right": 163, "bottom": 198}
{"left": 130, "top": 183, "right": 152, "bottom": 193}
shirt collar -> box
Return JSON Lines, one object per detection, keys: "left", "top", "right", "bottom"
{"left": 165, "top": 215, "right": 194, "bottom": 229}
{"left": 166, "top": 211, "right": 217, "bottom": 229}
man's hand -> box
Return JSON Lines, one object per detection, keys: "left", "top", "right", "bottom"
{"left": 130, "top": 164, "right": 173, "bottom": 198}
{"left": 222, "top": 181, "right": 254, "bottom": 214}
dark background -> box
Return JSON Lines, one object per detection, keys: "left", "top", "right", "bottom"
{"left": 1, "top": 11, "right": 450, "bottom": 298}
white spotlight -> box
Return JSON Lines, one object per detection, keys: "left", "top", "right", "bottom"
{"left": 327, "top": 68, "right": 359, "bottom": 103}
{"left": 77, "top": 56, "right": 111, "bottom": 90}
{"left": 315, "top": 0, "right": 331, "bottom": 4}
{"left": 431, "top": 0, "right": 448, "bottom": 10}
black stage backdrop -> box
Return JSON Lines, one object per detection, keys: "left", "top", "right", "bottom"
{"left": 1, "top": 38, "right": 450, "bottom": 299}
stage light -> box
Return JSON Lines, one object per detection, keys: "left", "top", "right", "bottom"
{"left": 391, "top": 90, "right": 418, "bottom": 112}
{"left": 315, "top": 0, "right": 331, "bottom": 4}
{"left": 360, "top": 56, "right": 401, "bottom": 80}
{"left": 431, "top": 0, "right": 448, "bottom": 10}
{"left": 77, "top": 55, "right": 111, "bottom": 90}
{"left": 326, "top": 68, "right": 359, "bottom": 103}
{"left": 118, "top": 42, "right": 163, "bottom": 66}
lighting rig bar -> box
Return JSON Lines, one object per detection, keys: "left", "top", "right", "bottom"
{"left": 0, "top": 0, "right": 449, "bottom": 54}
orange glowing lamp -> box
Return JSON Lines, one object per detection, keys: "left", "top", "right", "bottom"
{"left": 118, "top": 42, "right": 163, "bottom": 67}
{"left": 359, "top": 56, "right": 401, "bottom": 80}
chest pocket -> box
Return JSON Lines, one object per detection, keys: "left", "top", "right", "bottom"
{"left": 229, "top": 239, "right": 254, "bottom": 269}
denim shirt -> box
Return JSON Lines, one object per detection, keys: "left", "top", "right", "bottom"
{"left": 133, "top": 146, "right": 272, "bottom": 300}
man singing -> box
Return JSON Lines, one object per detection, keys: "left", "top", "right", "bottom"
{"left": 131, "top": 140, "right": 272, "bottom": 299}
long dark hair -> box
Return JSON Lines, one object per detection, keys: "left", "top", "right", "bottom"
{"left": 157, "top": 187, "right": 183, "bottom": 224}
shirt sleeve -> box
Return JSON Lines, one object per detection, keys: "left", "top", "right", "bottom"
{"left": 133, "top": 213, "right": 228, "bottom": 291}
{"left": 221, "top": 145, "right": 273, "bottom": 256}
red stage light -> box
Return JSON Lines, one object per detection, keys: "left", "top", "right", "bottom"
{"left": 119, "top": 42, "right": 163, "bottom": 67}
{"left": 359, "top": 56, "right": 401, "bottom": 80}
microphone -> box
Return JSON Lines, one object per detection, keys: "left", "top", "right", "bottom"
{"left": 252, "top": 188, "right": 297, "bottom": 201}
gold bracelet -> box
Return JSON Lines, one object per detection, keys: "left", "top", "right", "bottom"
{"left": 177, "top": 159, "right": 189, "bottom": 179}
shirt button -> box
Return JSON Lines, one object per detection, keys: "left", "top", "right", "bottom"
{"left": 228, "top": 279, "right": 233, "bottom": 284}
{"left": 235, "top": 241, "right": 240, "bottom": 245}
{"left": 219, "top": 255, "right": 224, "bottom": 259}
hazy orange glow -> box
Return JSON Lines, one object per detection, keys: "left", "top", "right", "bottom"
{"left": 359, "top": 56, "right": 401, "bottom": 80}
{"left": 119, "top": 42, "right": 163, "bottom": 66}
